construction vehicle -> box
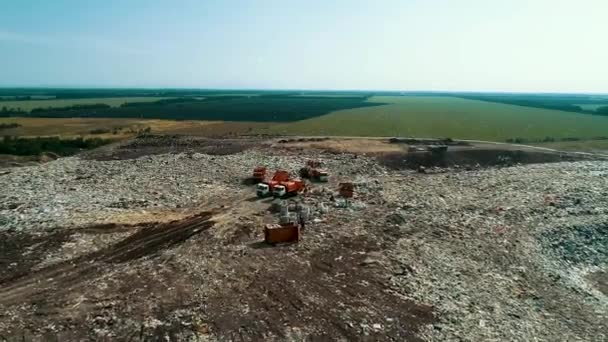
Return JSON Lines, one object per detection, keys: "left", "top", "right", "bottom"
{"left": 299, "top": 160, "right": 329, "bottom": 182}
{"left": 264, "top": 201, "right": 305, "bottom": 244}
{"left": 256, "top": 170, "right": 290, "bottom": 197}
{"left": 429, "top": 145, "right": 448, "bottom": 154}
{"left": 264, "top": 222, "right": 301, "bottom": 244}
{"left": 273, "top": 179, "right": 306, "bottom": 198}
{"left": 252, "top": 166, "right": 267, "bottom": 183}
{"left": 339, "top": 182, "right": 354, "bottom": 198}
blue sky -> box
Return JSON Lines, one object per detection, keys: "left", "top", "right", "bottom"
{"left": 0, "top": 0, "right": 606, "bottom": 92}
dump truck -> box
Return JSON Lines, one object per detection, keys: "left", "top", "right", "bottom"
{"left": 264, "top": 203, "right": 304, "bottom": 244}
{"left": 299, "top": 160, "right": 329, "bottom": 182}
{"left": 256, "top": 170, "right": 290, "bottom": 197}
{"left": 273, "top": 179, "right": 306, "bottom": 198}
{"left": 252, "top": 166, "right": 267, "bottom": 183}
{"left": 264, "top": 222, "right": 301, "bottom": 244}
{"left": 339, "top": 182, "right": 354, "bottom": 198}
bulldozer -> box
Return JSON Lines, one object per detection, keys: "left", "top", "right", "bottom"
{"left": 256, "top": 170, "right": 290, "bottom": 197}
{"left": 299, "top": 160, "right": 329, "bottom": 182}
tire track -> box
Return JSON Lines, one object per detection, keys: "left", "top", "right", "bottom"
{"left": 0, "top": 212, "right": 216, "bottom": 306}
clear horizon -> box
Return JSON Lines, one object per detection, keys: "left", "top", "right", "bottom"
{"left": 1, "top": 0, "right": 607, "bottom": 93}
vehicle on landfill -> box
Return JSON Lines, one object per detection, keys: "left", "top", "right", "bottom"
{"left": 339, "top": 182, "right": 354, "bottom": 198}
{"left": 273, "top": 179, "right": 306, "bottom": 198}
{"left": 256, "top": 170, "right": 290, "bottom": 197}
{"left": 264, "top": 222, "right": 301, "bottom": 244}
{"left": 299, "top": 160, "right": 329, "bottom": 182}
{"left": 252, "top": 166, "right": 267, "bottom": 183}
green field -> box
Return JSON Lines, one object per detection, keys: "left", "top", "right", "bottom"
{"left": 263, "top": 96, "right": 608, "bottom": 141}
{"left": 0, "top": 97, "right": 170, "bottom": 112}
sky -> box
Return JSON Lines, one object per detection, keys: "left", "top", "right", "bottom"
{"left": 0, "top": 0, "right": 606, "bottom": 92}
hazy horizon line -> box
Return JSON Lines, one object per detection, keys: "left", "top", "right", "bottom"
{"left": 0, "top": 86, "right": 606, "bottom": 96}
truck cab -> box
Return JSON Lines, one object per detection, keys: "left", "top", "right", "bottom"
{"left": 256, "top": 183, "right": 270, "bottom": 197}
{"left": 273, "top": 185, "right": 287, "bottom": 198}
{"left": 317, "top": 170, "right": 329, "bottom": 182}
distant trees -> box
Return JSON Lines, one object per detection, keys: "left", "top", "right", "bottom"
{"left": 597, "top": 106, "right": 608, "bottom": 116}
{"left": 0, "top": 123, "right": 21, "bottom": 130}
{"left": 30, "top": 103, "right": 111, "bottom": 114}
{"left": 0, "top": 136, "right": 112, "bottom": 156}
{"left": 0, "top": 106, "right": 26, "bottom": 117}
{"left": 17, "top": 96, "right": 380, "bottom": 122}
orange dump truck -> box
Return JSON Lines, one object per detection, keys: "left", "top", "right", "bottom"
{"left": 264, "top": 222, "right": 301, "bottom": 244}
{"left": 299, "top": 160, "right": 329, "bottom": 182}
{"left": 252, "top": 166, "right": 267, "bottom": 183}
{"left": 273, "top": 179, "right": 306, "bottom": 198}
{"left": 339, "top": 182, "right": 354, "bottom": 198}
{"left": 256, "top": 170, "right": 290, "bottom": 197}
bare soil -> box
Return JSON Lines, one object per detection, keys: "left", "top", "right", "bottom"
{"left": 0, "top": 209, "right": 434, "bottom": 341}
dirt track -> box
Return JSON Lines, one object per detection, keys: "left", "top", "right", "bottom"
{"left": 0, "top": 212, "right": 215, "bottom": 307}
{"left": 0, "top": 207, "right": 435, "bottom": 341}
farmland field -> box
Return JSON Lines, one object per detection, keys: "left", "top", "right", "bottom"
{"left": 0, "top": 117, "right": 224, "bottom": 139}
{"left": 3, "top": 90, "right": 608, "bottom": 144}
{"left": 0, "top": 97, "right": 171, "bottom": 112}
{"left": 262, "top": 96, "right": 608, "bottom": 141}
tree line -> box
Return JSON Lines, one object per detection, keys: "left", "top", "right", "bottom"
{"left": 0, "top": 136, "right": 112, "bottom": 156}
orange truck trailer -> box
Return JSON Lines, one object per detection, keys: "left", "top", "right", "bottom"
{"left": 252, "top": 166, "right": 267, "bottom": 183}
{"left": 273, "top": 179, "right": 306, "bottom": 198}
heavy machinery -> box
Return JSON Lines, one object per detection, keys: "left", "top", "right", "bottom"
{"left": 256, "top": 170, "right": 290, "bottom": 197}
{"left": 273, "top": 179, "right": 306, "bottom": 198}
{"left": 252, "top": 166, "right": 267, "bottom": 183}
{"left": 264, "top": 222, "right": 301, "bottom": 244}
{"left": 264, "top": 200, "right": 306, "bottom": 244}
{"left": 299, "top": 160, "right": 329, "bottom": 182}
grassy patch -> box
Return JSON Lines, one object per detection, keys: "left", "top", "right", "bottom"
{"left": 262, "top": 96, "right": 608, "bottom": 141}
